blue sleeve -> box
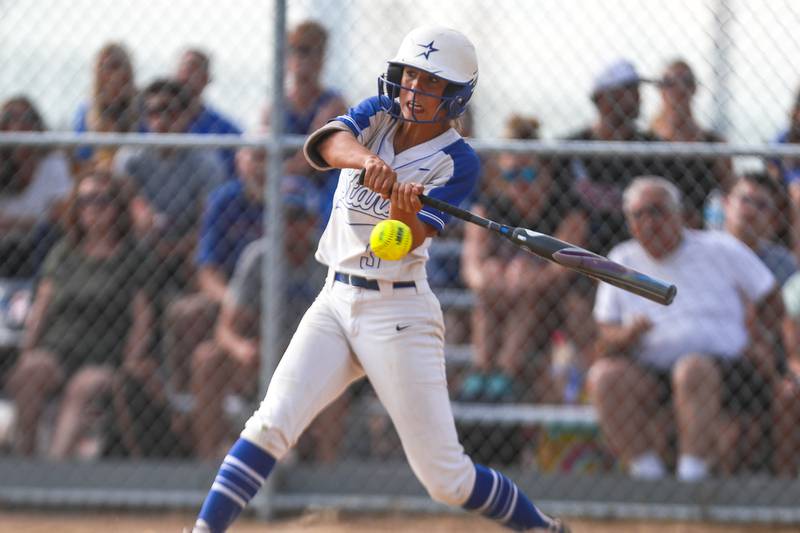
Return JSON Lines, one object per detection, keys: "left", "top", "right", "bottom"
{"left": 332, "top": 96, "right": 392, "bottom": 138}
{"left": 73, "top": 103, "right": 93, "bottom": 161}
{"left": 196, "top": 185, "right": 229, "bottom": 267}
{"left": 418, "top": 142, "right": 480, "bottom": 231}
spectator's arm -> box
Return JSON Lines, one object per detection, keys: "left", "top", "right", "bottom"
{"left": 532, "top": 208, "right": 589, "bottom": 289}
{"left": 214, "top": 301, "right": 259, "bottom": 366}
{"left": 197, "top": 265, "right": 228, "bottom": 303}
{"left": 20, "top": 279, "right": 55, "bottom": 352}
{"left": 123, "top": 289, "right": 154, "bottom": 367}
{"left": 461, "top": 204, "right": 493, "bottom": 289}
{"left": 595, "top": 317, "right": 652, "bottom": 360}
{"left": 749, "top": 286, "right": 785, "bottom": 382}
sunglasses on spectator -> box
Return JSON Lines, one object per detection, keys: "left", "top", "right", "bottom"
{"left": 289, "top": 44, "right": 322, "bottom": 57}
{"left": 660, "top": 74, "right": 695, "bottom": 88}
{"left": 77, "top": 192, "right": 114, "bottom": 208}
{"left": 501, "top": 166, "right": 538, "bottom": 183}
{"left": 733, "top": 194, "right": 773, "bottom": 210}
{"left": 145, "top": 103, "right": 185, "bottom": 117}
{"left": 627, "top": 203, "right": 671, "bottom": 220}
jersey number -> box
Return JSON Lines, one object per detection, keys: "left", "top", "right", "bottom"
{"left": 360, "top": 249, "right": 381, "bottom": 269}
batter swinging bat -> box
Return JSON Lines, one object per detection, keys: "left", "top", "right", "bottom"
{"left": 357, "top": 169, "right": 677, "bottom": 306}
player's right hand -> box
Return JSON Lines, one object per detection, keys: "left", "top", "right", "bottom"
{"left": 361, "top": 156, "right": 396, "bottom": 199}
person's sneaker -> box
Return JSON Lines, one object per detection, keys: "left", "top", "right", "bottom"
{"left": 550, "top": 517, "right": 571, "bottom": 532}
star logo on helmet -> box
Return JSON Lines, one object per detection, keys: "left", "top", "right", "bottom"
{"left": 416, "top": 41, "right": 439, "bottom": 60}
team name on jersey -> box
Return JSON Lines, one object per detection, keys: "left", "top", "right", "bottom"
{"left": 334, "top": 170, "right": 391, "bottom": 219}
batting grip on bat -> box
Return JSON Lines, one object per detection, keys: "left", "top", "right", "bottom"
{"left": 356, "top": 168, "right": 677, "bottom": 305}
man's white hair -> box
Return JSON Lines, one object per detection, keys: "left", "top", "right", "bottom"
{"left": 623, "top": 176, "right": 682, "bottom": 213}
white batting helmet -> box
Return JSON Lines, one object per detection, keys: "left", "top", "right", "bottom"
{"left": 378, "top": 26, "right": 478, "bottom": 121}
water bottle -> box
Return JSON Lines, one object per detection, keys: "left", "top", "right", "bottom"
{"left": 550, "top": 330, "right": 582, "bottom": 404}
{"left": 703, "top": 189, "right": 725, "bottom": 230}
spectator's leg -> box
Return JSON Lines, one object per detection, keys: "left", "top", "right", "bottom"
{"left": 672, "top": 354, "right": 722, "bottom": 481}
{"left": 165, "top": 293, "right": 220, "bottom": 393}
{"left": 773, "top": 377, "right": 800, "bottom": 477}
{"left": 48, "top": 364, "right": 114, "bottom": 460}
{"left": 307, "top": 392, "right": 350, "bottom": 463}
{"left": 191, "top": 341, "right": 237, "bottom": 460}
{"left": 470, "top": 287, "right": 504, "bottom": 373}
{"left": 5, "top": 349, "right": 63, "bottom": 456}
{"left": 588, "top": 358, "right": 666, "bottom": 477}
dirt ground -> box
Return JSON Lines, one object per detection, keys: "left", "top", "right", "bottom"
{"left": 0, "top": 510, "right": 797, "bottom": 533}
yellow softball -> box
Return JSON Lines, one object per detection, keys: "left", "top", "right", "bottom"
{"left": 370, "top": 220, "right": 412, "bottom": 261}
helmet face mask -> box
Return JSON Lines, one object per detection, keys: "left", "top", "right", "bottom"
{"left": 378, "top": 26, "right": 478, "bottom": 123}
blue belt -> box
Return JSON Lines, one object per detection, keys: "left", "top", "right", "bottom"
{"left": 334, "top": 272, "right": 416, "bottom": 291}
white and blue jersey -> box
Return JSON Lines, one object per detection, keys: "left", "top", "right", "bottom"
{"left": 304, "top": 96, "right": 479, "bottom": 282}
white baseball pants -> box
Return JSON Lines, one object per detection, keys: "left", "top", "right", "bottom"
{"left": 241, "top": 273, "right": 476, "bottom": 506}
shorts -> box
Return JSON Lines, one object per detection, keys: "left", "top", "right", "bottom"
{"left": 648, "top": 357, "right": 771, "bottom": 415}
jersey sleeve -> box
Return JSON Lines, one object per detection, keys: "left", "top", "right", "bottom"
{"left": 418, "top": 141, "right": 480, "bottom": 231}
{"left": 303, "top": 96, "right": 393, "bottom": 171}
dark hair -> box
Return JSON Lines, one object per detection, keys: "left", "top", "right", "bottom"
{"left": 63, "top": 168, "right": 132, "bottom": 245}
{"left": 0, "top": 96, "right": 46, "bottom": 131}
{"left": 183, "top": 48, "right": 211, "bottom": 73}
{"left": 143, "top": 78, "right": 192, "bottom": 110}
{"left": 738, "top": 171, "right": 784, "bottom": 202}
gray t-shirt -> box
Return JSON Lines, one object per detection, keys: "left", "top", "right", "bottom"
{"left": 227, "top": 238, "right": 326, "bottom": 338}
{"left": 115, "top": 147, "right": 224, "bottom": 241}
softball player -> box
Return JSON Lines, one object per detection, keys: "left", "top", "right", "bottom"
{"left": 193, "top": 26, "right": 570, "bottom": 533}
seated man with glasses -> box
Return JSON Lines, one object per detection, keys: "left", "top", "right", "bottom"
{"left": 113, "top": 78, "right": 224, "bottom": 298}
{"left": 587, "top": 176, "right": 784, "bottom": 481}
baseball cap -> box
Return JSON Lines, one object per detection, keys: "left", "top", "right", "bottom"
{"left": 591, "top": 59, "right": 652, "bottom": 97}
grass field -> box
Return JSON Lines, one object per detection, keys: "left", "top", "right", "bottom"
{"left": 1, "top": 510, "right": 797, "bottom": 533}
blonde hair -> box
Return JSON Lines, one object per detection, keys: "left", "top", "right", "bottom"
{"left": 87, "top": 43, "right": 138, "bottom": 133}
{"left": 505, "top": 114, "right": 540, "bottom": 140}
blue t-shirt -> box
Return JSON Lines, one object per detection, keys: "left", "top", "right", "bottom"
{"left": 772, "top": 131, "right": 800, "bottom": 185}
{"left": 187, "top": 104, "right": 243, "bottom": 178}
{"left": 196, "top": 179, "right": 263, "bottom": 277}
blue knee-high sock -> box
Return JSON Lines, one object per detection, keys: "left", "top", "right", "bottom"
{"left": 195, "top": 438, "right": 276, "bottom": 532}
{"left": 463, "top": 464, "right": 555, "bottom": 531}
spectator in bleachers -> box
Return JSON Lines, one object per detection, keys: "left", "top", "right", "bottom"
{"left": 5, "top": 169, "right": 157, "bottom": 458}
{"left": 72, "top": 43, "right": 142, "bottom": 171}
{"left": 651, "top": 58, "right": 733, "bottom": 228}
{"left": 163, "top": 146, "right": 265, "bottom": 395}
{"left": 767, "top": 87, "right": 800, "bottom": 257}
{"left": 459, "top": 114, "right": 589, "bottom": 403}
{"left": 0, "top": 96, "right": 72, "bottom": 278}
{"left": 554, "top": 58, "right": 680, "bottom": 255}
{"left": 775, "top": 272, "right": 800, "bottom": 476}
{"left": 724, "top": 172, "right": 797, "bottom": 286}
{"left": 260, "top": 20, "right": 347, "bottom": 224}
{"left": 189, "top": 179, "right": 328, "bottom": 459}
{"left": 174, "top": 48, "right": 242, "bottom": 177}
{"left": 113, "top": 78, "right": 225, "bottom": 297}
{"left": 588, "top": 176, "right": 784, "bottom": 482}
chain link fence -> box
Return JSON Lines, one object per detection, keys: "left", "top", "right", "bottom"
{"left": 2, "top": 0, "right": 800, "bottom": 525}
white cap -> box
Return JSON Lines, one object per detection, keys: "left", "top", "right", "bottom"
{"left": 591, "top": 59, "right": 651, "bottom": 97}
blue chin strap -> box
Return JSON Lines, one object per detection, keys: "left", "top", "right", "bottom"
{"left": 377, "top": 71, "right": 473, "bottom": 124}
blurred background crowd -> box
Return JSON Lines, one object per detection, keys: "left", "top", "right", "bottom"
{"left": 2, "top": 8, "right": 800, "bottom": 489}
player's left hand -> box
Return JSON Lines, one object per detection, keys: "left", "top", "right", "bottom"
{"left": 391, "top": 182, "right": 424, "bottom": 213}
